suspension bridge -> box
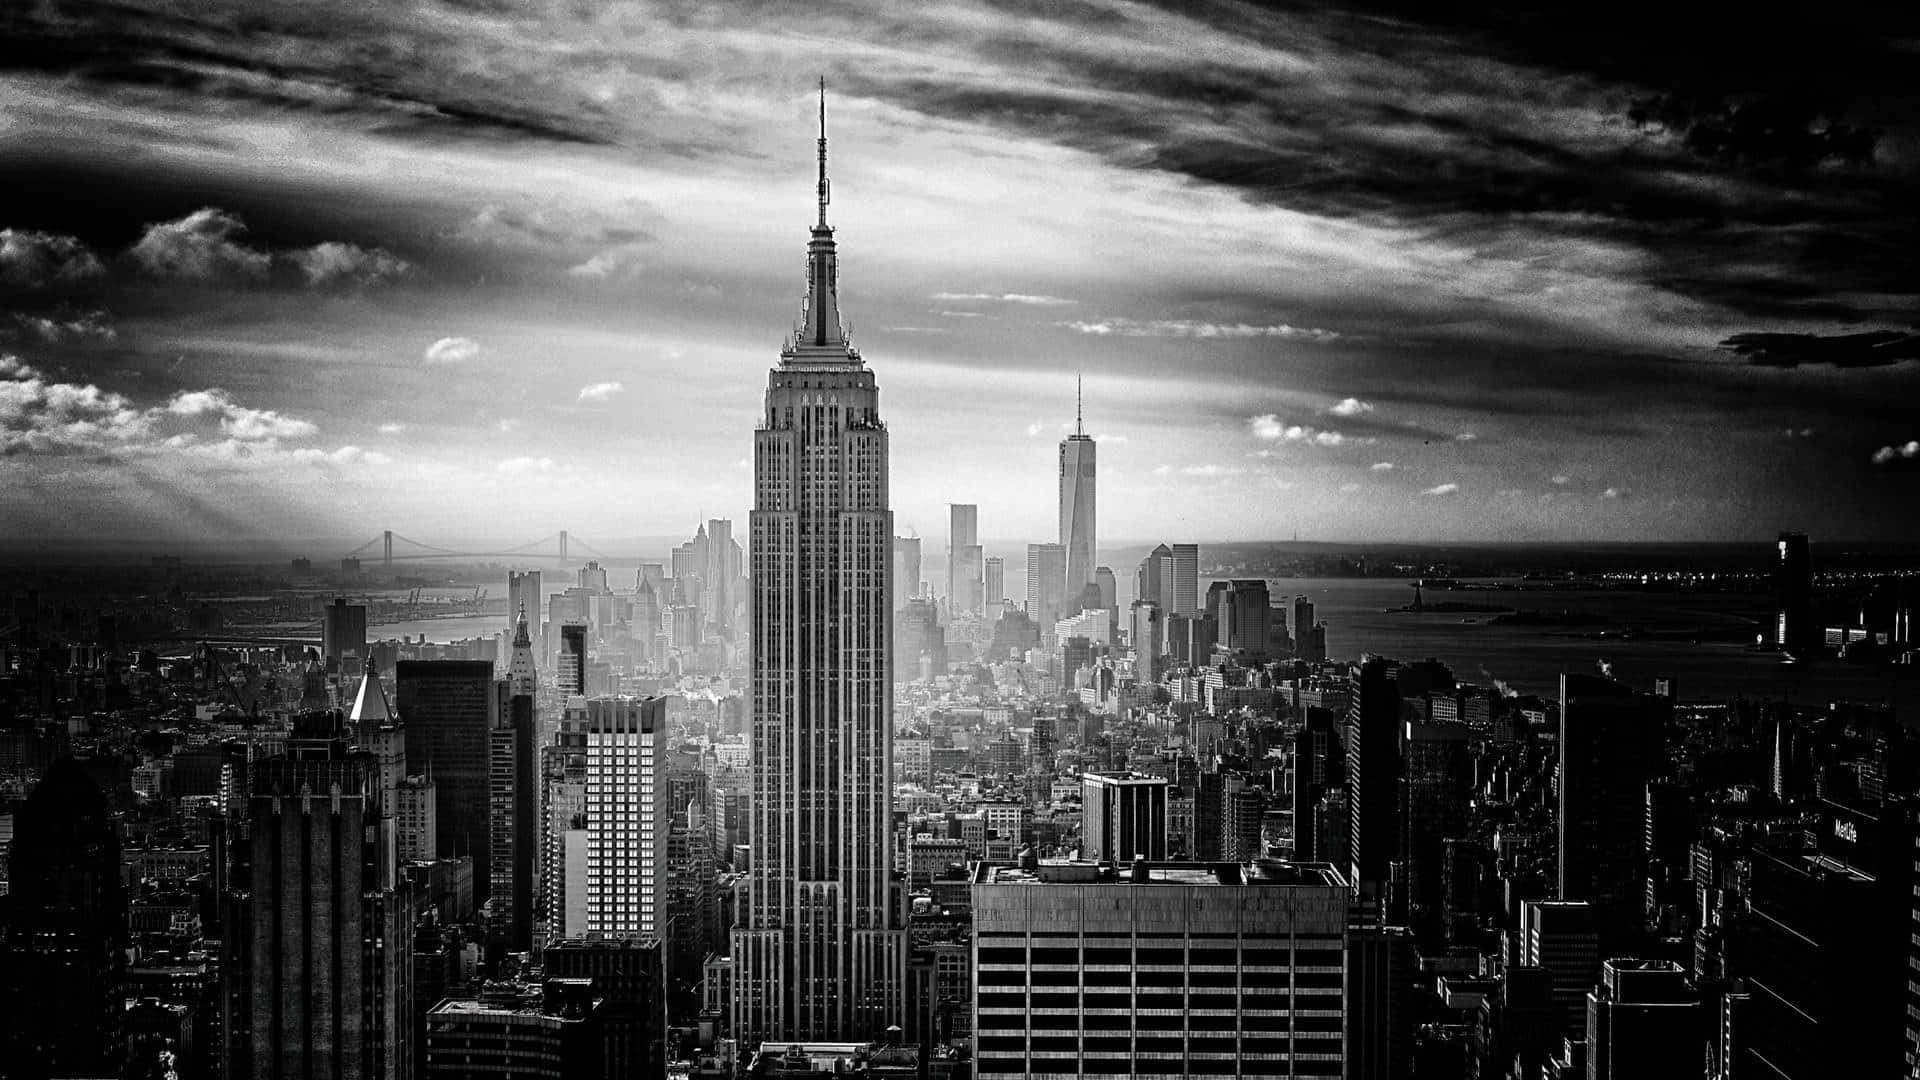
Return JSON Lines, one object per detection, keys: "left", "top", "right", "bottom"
{"left": 341, "top": 530, "right": 618, "bottom": 566}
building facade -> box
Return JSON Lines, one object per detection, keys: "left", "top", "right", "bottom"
{"left": 972, "top": 860, "right": 1348, "bottom": 1078}
{"left": 584, "top": 696, "right": 666, "bottom": 938}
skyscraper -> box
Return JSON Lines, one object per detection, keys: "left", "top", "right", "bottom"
{"left": 584, "top": 696, "right": 666, "bottom": 937}
{"left": 397, "top": 659, "right": 499, "bottom": 903}
{"left": 1170, "top": 543, "right": 1199, "bottom": 616}
{"left": 1347, "top": 657, "right": 1401, "bottom": 900}
{"left": 558, "top": 623, "right": 587, "bottom": 696}
{"left": 0, "top": 758, "right": 126, "bottom": 1078}
{"left": 1081, "top": 771, "right": 1169, "bottom": 863}
{"left": 508, "top": 569, "right": 543, "bottom": 645}
{"left": 488, "top": 611, "right": 539, "bottom": 953}
{"left": 1137, "top": 544, "right": 1173, "bottom": 612}
{"left": 1776, "top": 531, "right": 1813, "bottom": 656}
{"left": 223, "top": 714, "right": 413, "bottom": 1080}
{"left": 948, "top": 503, "right": 980, "bottom": 613}
{"left": 1026, "top": 542, "right": 1068, "bottom": 635}
{"left": 733, "top": 86, "right": 904, "bottom": 1045}
{"left": 984, "top": 555, "right": 1006, "bottom": 607}
{"left": 893, "top": 535, "right": 923, "bottom": 610}
{"left": 322, "top": 596, "right": 368, "bottom": 667}
{"left": 1558, "top": 672, "right": 1668, "bottom": 941}
{"left": 1058, "top": 377, "right": 1096, "bottom": 596}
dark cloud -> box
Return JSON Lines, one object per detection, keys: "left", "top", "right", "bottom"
{"left": 0, "top": 229, "right": 106, "bottom": 289}
{"left": 1720, "top": 331, "right": 1920, "bottom": 370}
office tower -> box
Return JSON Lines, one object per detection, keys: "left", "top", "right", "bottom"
{"left": 1093, "top": 564, "right": 1116, "bottom": 624}
{"left": 223, "top": 715, "right": 412, "bottom": 1080}
{"left": 957, "top": 543, "right": 985, "bottom": 614}
{"left": 398, "top": 659, "right": 500, "bottom": 904}
{"left": 397, "top": 773, "right": 438, "bottom": 862}
{"left": 1025, "top": 543, "right": 1068, "bottom": 634}
{"left": 734, "top": 91, "right": 905, "bottom": 1046}
{"left": 893, "top": 536, "right": 923, "bottom": 609}
{"left": 1775, "top": 531, "right": 1813, "bottom": 655}
{"left": 323, "top": 596, "right": 368, "bottom": 666}
{"left": 984, "top": 555, "right": 1006, "bottom": 606}
{"left": 557, "top": 623, "right": 588, "bottom": 695}
{"left": 1218, "top": 579, "right": 1272, "bottom": 654}
{"left": 583, "top": 696, "right": 666, "bottom": 937}
{"left": 704, "top": 518, "right": 737, "bottom": 632}
{"left": 1128, "top": 600, "right": 1163, "bottom": 682}
{"left": 489, "top": 655, "right": 538, "bottom": 953}
{"left": 1347, "top": 657, "right": 1401, "bottom": 900}
{"left": 544, "top": 938, "right": 667, "bottom": 1080}
{"left": 508, "top": 569, "right": 543, "bottom": 644}
{"left": 1558, "top": 673, "right": 1668, "bottom": 941}
{"left": 1584, "top": 959, "right": 1705, "bottom": 1080}
{"left": 1347, "top": 925, "right": 1417, "bottom": 1080}
{"left": 1401, "top": 719, "right": 1471, "bottom": 941}
{"left": 1169, "top": 543, "right": 1199, "bottom": 616}
{"left": 1518, "top": 898, "right": 1601, "bottom": 1034}
{"left": 971, "top": 859, "right": 1349, "bottom": 1079}
{"left": 1736, "top": 800, "right": 1909, "bottom": 1078}
{"left": 1081, "top": 772, "right": 1169, "bottom": 863}
{"left": 1058, "top": 379, "right": 1096, "bottom": 595}
{"left": 425, "top": 979, "right": 604, "bottom": 1080}
{"left": 632, "top": 579, "right": 662, "bottom": 664}
{"left": 1221, "top": 777, "right": 1268, "bottom": 860}
{"left": 1137, "top": 544, "right": 1173, "bottom": 612}
{"left": 948, "top": 503, "right": 979, "bottom": 611}
{"left": 0, "top": 758, "right": 126, "bottom": 1078}
{"left": 1291, "top": 708, "right": 1339, "bottom": 863}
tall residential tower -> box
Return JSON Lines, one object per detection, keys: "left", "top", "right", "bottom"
{"left": 732, "top": 83, "right": 905, "bottom": 1045}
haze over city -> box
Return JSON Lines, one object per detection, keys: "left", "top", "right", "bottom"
{"left": 4, "top": 1, "right": 1918, "bottom": 546}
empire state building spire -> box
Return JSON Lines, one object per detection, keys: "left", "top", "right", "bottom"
{"left": 790, "top": 78, "right": 851, "bottom": 360}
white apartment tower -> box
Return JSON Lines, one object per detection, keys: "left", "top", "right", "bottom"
{"left": 732, "top": 83, "right": 906, "bottom": 1045}
{"left": 583, "top": 695, "right": 666, "bottom": 937}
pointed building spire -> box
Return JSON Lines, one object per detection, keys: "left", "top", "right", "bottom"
{"left": 817, "top": 76, "right": 831, "bottom": 229}
{"left": 512, "top": 600, "right": 531, "bottom": 648}
{"left": 1076, "top": 372, "right": 1084, "bottom": 436}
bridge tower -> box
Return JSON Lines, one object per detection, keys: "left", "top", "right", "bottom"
{"left": 383, "top": 530, "right": 393, "bottom": 569}
{"left": 559, "top": 530, "right": 569, "bottom": 563}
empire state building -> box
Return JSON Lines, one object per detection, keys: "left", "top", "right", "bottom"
{"left": 731, "top": 84, "right": 905, "bottom": 1045}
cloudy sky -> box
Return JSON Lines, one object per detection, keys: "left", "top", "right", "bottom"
{"left": 2, "top": 0, "right": 1917, "bottom": 549}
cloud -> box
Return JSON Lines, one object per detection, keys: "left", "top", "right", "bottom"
{"left": 1339, "top": 482, "right": 1362, "bottom": 493}
{"left": 933, "top": 292, "right": 1075, "bottom": 306}
{"left": 1551, "top": 474, "right": 1572, "bottom": 485}
{"left": 1330, "top": 397, "right": 1375, "bottom": 418}
{"left": 577, "top": 381, "right": 624, "bottom": 402}
{"left": 1871, "top": 441, "right": 1920, "bottom": 465}
{"left": 1249, "top": 414, "right": 1362, "bottom": 447}
{"left": 1369, "top": 462, "right": 1394, "bottom": 471}
{"left": 568, "top": 249, "right": 646, "bottom": 279}
{"left": 1065, "top": 319, "right": 1340, "bottom": 340}
{"left": 1180, "top": 464, "right": 1245, "bottom": 478}
{"left": 128, "top": 208, "right": 271, "bottom": 281}
{"left": 7, "top": 311, "right": 116, "bottom": 344}
{"left": 1, "top": 359, "right": 152, "bottom": 454}
{"left": 1721, "top": 331, "right": 1920, "bottom": 370}
{"left": 1421, "top": 483, "right": 1460, "bottom": 496}
{"left": 1151, "top": 464, "right": 1173, "bottom": 476}
{"left": 424, "top": 337, "right": 481, "bottom": 365}
{"left": 0, "top": 229, "right": 106, "bottom": 288}
{"left": 289, "top": 242, "right": 412, "bottom": 289}
{"left": 166, "top": 388, "right": 317, "bottom": 440}
{"left": 290, "top": 445, "right": 391, "bottom": 466}
{"left": 378, "top": 422, "right": 407, "bottom": 435}
{"left": 1783, "top": 427, "right": 1815, "bottom": 438}
{"left": 1454, "top": 431, "right": 1479, "bottom": 442}
{"left": 496, "top": 455, "right": 558, "bottom": 474}
{"left": 1601, "top": 487, "right": 1625, "bottom": 498}
{"left": 1026, "top": 421, "right": 1046, "bottom": 436}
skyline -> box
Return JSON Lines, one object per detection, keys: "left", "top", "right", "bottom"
{"left": 3, "top": 1, "right": 1919, "bottom": 545}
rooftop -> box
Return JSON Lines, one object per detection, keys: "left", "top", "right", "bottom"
{"left": 974, "top": 859, "right": 1347, "bottom": 889}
